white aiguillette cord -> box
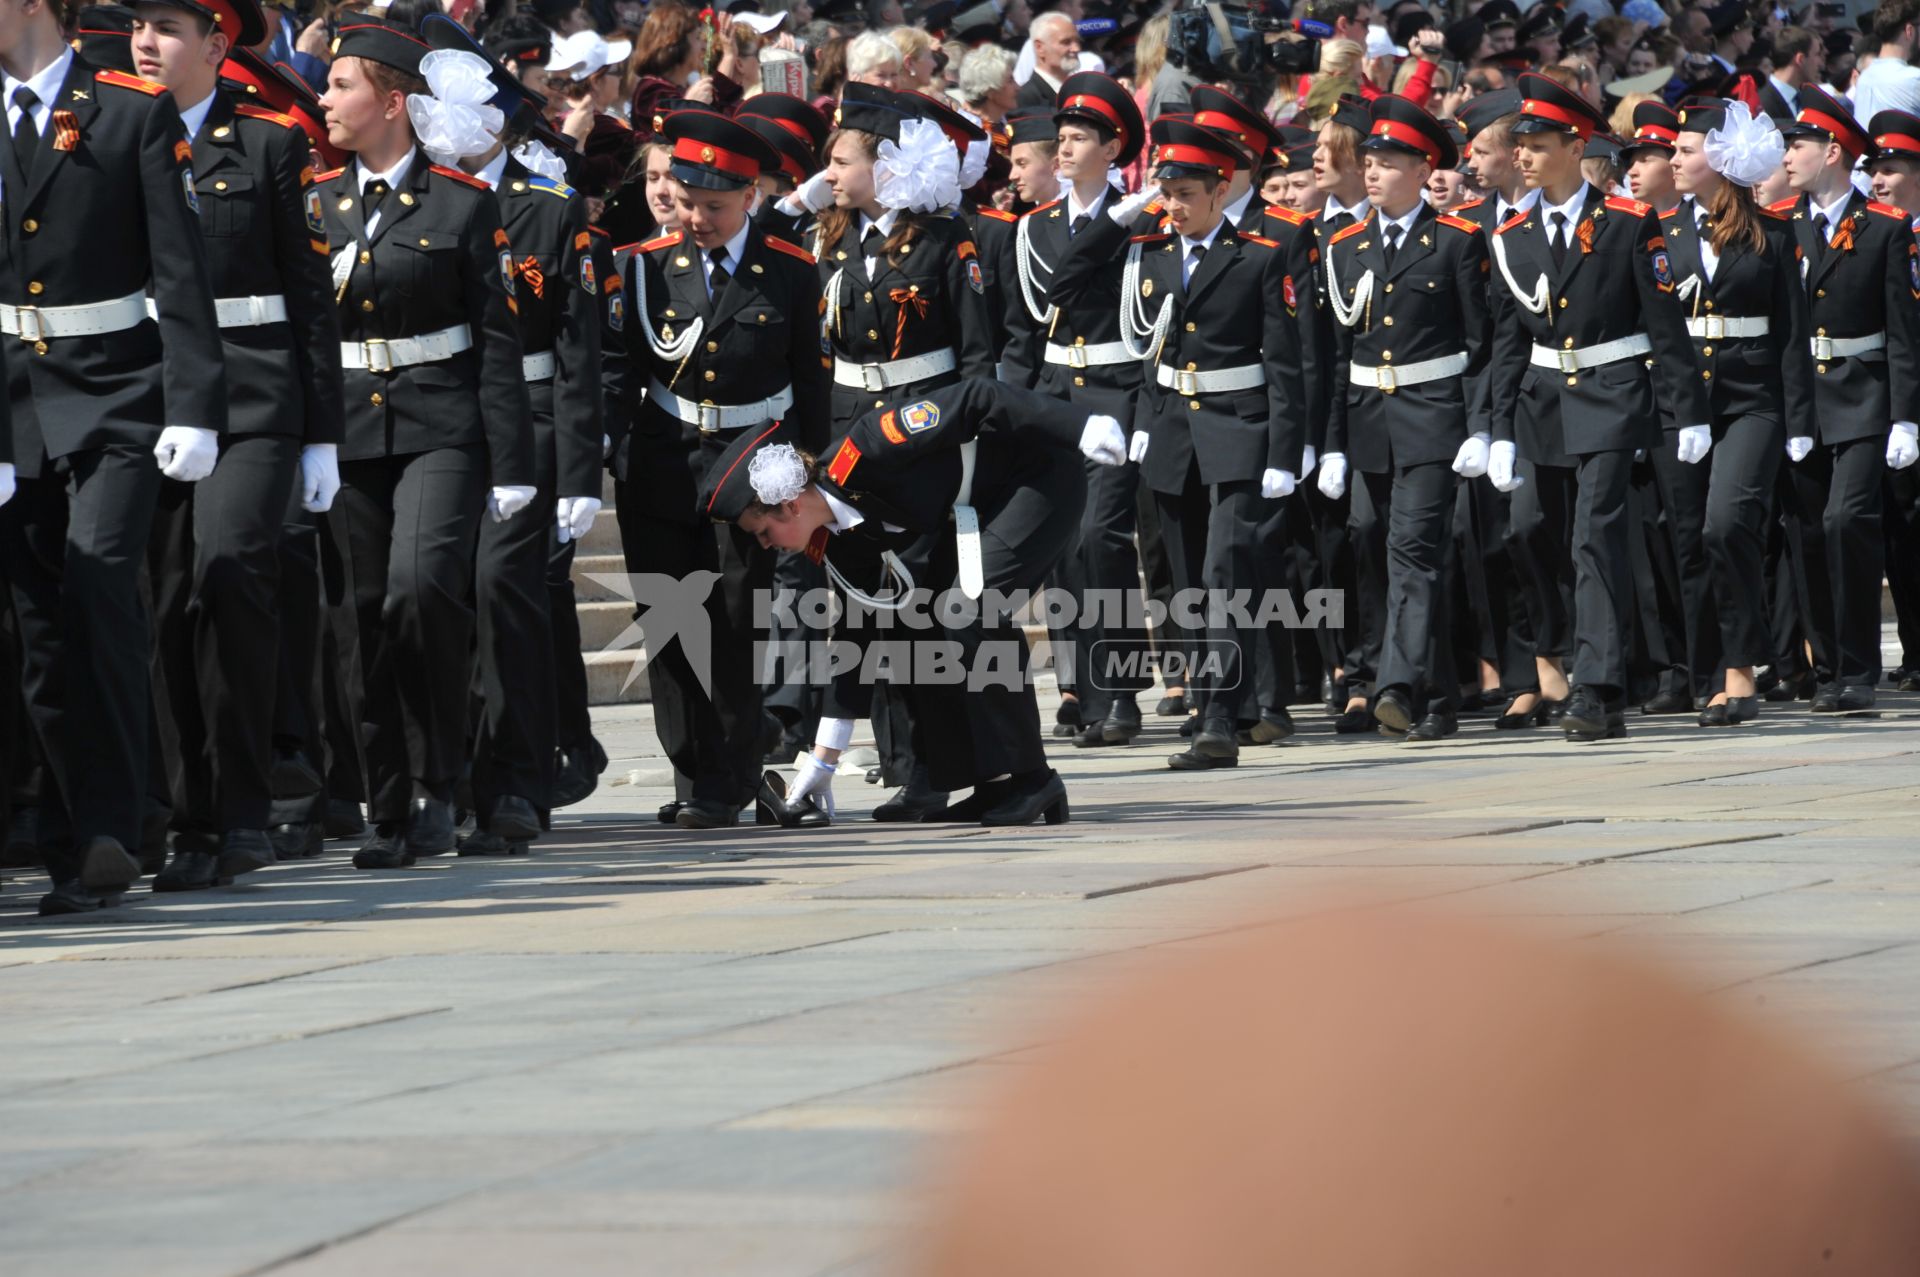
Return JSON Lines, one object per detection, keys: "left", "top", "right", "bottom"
{"left": 1119, "top": 240, "right": 1175, "bottom": 362}
{"left": 1490, "top": 229, "right": 1550, "bottom": 317}
{"left": 626, "top": 243, "right": 703, "bottom": 366}
{"left": 1014, "top": 212, "right": 1057, "bottom": 327}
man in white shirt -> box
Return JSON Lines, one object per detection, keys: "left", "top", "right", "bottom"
{"left": 1848, "top": 0, "right": 1920, "bottom": 122}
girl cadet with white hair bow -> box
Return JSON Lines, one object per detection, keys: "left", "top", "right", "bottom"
{"left": 1664, "top": 99, "right": 1818, "bottom": 728}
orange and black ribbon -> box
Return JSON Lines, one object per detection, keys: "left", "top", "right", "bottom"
{"left": 51, "top": 110, "right": 80, "bottom": 152}
{"left": 1830, "top": 217, "right": 1856, "bottom": 254}
{"left": 1576, "top": 217, "right": 1594, "bottom": 255}
{"left": 887, "top": 285, "right": 927, "bottom": 359}
{"left": 517, "top": 255, "right": 545, "bottom": 299}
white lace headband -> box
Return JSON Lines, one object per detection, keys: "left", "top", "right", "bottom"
{"left": 748, "top": 443, "right": 809, "bottom": 506}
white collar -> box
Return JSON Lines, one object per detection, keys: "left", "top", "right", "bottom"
{"left": 1496, "top": 186, "right": 1542, "bottom": 220}
{"left": 1810, "top": 187, "right": 1853, "bottom": 228}
{"left": 860, "top": 208, "right": 901, "bottom": 238}
{"left": 1031, "top": 66, "right": 1064, "bottom": 93}
{"left": 1180, "top": 217, "right": 1226, "bottom": 254}
{"left": 1223, "top": 184, "right": 1256, "bottom": 227}
{"left": 706, "top": 220, "right": 753, "bottom": 270}
{"left": 1322, "top": 191, "right": 1370, "bottom": 222}
{"left": 1538, "top": 181, "right": 1591, "bottom": 229}
{"left": 474, "top": 147, "right": 511, "bottom": 190}
{"left": 1373, "top": 202, "right": 1422, "bottom": 239}
{"left": 1064, "top": 182, "right": 1110, "bottom": 222}
{"left": 5, "top": 47, "right": 72, "bottom": 115}
{"left": 176, "top": 91, "right": 217, "bottom": 143}
{"left": 821, "top": 487, "right": 864, "bottom": 532}
{"left": 1769, "top": 73, "right": 1798, "bottom": 103}
{"left": 357, "top": 146, "right": 418, "bottom": 195}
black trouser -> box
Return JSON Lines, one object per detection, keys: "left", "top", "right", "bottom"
{"left": 761, "top": 548, "right": 826, "bottom": 745}
{"left": 1134, "top": 468, "right": 1188, "bottom": 688}
{"left": 1555, "top": 449, "right": 1637, "bottom": 698}
{"left": 1766, "top": 466, "right": 1809, "bottom": 678}
{"left": 1884, "top": 463, "right": 1920, "bottom": 671}
{"left": 471, "top": 475, "right": 557, "bottom": 820}
{"left": 615, "top": 492, "right": 770, "bottom": 807}
{"left": 1699, "top": 414, "right": 1784, "bottom": 671}
{"left": 150, "top": 433, "right": 301, "bottom": 835}
{"left": 1, "top": 444, "right": 164, "bottom": 859}
{"left": 1787, "top": 434, "right": 1886, "bottom": 687}
{"left": 330, "top": 445, "right": 488, "bottom": 824}
{"left": 1351, "top": 461, "right": 1457, "bottom": 714}
{"left": 1627, "top": 450, "right": 1690, "bottom": 701}
{"left": 271, "top": 502, "right": 327, "bottom": 829}
{"left": 1506, "top": 459, "right": 1576, "bottom": 669}
{"left": 547, "top": 531, "right": 594, "bottom": 752}
{"left": 1651, "top": 431, "right": 1718, "bottom": 700}
{"left": 1302, "top": 475, "right": 1357, "bottom": 681}
{"left": 1153, "top": 464, "right": 1264, "bottom": 729}
{"left": 1067, "top": 452, "right": 1152, "bottom": 722}
{"left": 1249, "top": 492, "right": 1297, "bottom": 718}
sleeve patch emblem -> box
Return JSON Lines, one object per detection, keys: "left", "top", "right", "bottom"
{"left": 965, "top": 259, "right": 984, "bottom": 295}
{"left": 499, "top": 249, "right": 516, "bottom": 298}
{"left": 580, "top": 254, "right": 597, "bottom": 295}
{"left": 608, "top": 290, "right": 625, "bottom": 332}
{"left": 182, "top": 168, "right": 199, "bottom": 214}
{"left": 827, "top": 436, "right": 861, "bottom": 485}
{"left": 305, "top": 187, "right": 325, "bottom": 236}
{"left": 901, "top": 400, "right": 940, "bottom": 434}
{"left": 879, "top": 410, "right": 906, "bottom": 444}
{"left": 1652, "top": 250, "right": 1674, "bottom": 292}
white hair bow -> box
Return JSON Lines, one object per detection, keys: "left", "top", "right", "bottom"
{"left": 873, "top": 117, "right": 962, "bottom": 214}
{"left": 1702, "top": 100, "right": 1784, "bottom": 190}
{"left": 512, "top": 139, "right": 570, "bottom": 182}
{"left": 748, "top": 442, "right": 810, "bottom": 506}
{"left": 407, "top": 49, "right": 505, "bottom": 165}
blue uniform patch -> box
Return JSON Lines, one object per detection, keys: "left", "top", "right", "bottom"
{"left": 526, "top": 174, "right": 576, "bottom": 198}
{"left": 580, "top": 255, "right": 597, "bottom": 295}
{"left": 304, "top": 188, "right": 324, "bottom": 236}
{"left": 608, "top": 290, "right": 625, "bottom": 332}
{"left": 901, "top": 400, "right": 940, "bottom": 434}
{"left": 1652, "top": 249, "right": 1673, "bottom": 292}
{"left": 182, "top": 168, "right": 199, "bottom": 214}
{"left": 499, "top": 250, "right": 516, "bottom": 297}
{"left": 965, "top": 259, "right": 984, "bottom": 295}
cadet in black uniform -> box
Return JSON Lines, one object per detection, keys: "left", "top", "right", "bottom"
{"left": 128, "top": 0, "right": 346, "bottom": 891}
{"left": 702, "top": 379, "right": 1128, "bottom": 825}
{"left": 0, "top": 1, "right": 227, "bottom": 915}
{"left": 1774, "top": 86, "right": 1920, "bottom": 713}
{"left": 1666, "top": 99, "right": 1818, "bottom": 725}
{"left": 617, "top": 108, "right": 828, "bottom": 829}
{"left": 316, "top": 18, "right": 534, "bottom": 866}
{"left": 1486, "top": 74, "right": 1710, "bottom": 741}
{"left": 1320, "top": 96, "right": 1489, "bottom": 742}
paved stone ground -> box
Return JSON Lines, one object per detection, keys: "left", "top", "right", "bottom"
{"left": 4, "top": 661, "right": 1920, "bottom": 1275}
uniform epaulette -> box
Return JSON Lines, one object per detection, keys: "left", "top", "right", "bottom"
{"left": 1144, "top": 200, "right": 1164, "bottom": 215}
{"left": 315, "top": 167, "right": 345, "bottom": 182}
{"left": 1495, "top": 209, "right": 1529, "bottom": 234}
{"left": 1437, "top": 213, "right": 1479, "bottom": 234}
{"left": 526, "top": 174, "right": 575, "bottom": 199}
{"left": 976, "top": 206, "right": 1017, "bottom": 223}
{"left": 639, "top": 230, "right": 684, "bottom": 252}
{"left": 1766, "top": 196, "right": 1798, "bottom": 214}
{"left": 1868, "top": 200, "right": 1908, "bottom": 220}
{"left": 1454, "top": 196, "right": 1486, "bottom": 212}
{"left": 430, "top": 163, "right": 488, "bottom": 190}
{"left": 1330, "top": 215, "right": 1371, "bottom": 245}
{"left": 1238, "top": 230, "right": 1279, "bottom": 248}
{"left": 234, "top": 102, "right": 299, "bottom": 130}
{"left": 1263, "top": 204, "right": 1309, "bottom": 226}
{"left": 587, "top": 224, "right": 610, "bottom": 239}
{"left": 763, "top": 235, "right": 816, "bottom": 264}
{"left": 1759, "top": 204, "right": 1789, "bottom": 220}
{"left": 1660, "top": 205, "right": 1681, "bottom": 220}
{"left": 1131, "top": 231, "right": 1170, "bottom": 244}
{"left": 96, "top": 69, "right": 163, "bottom": 95}
{"left": 1606, "top": 195, "right": 1653, "bottom": 217}
{"left": 1026, "top": 198, "right": 1061, "bottom": 219}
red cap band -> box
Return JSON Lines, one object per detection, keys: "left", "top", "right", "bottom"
{"left": 1192, "top": 108, "right": 1256, "bottom": 145}
{"left": 1155, "top": 141, "right": 1235, "bottom": 175}
{"left": 1370, "top": 118, "right": 1442, "bottom": 165}
{"left": 1798, "top": 107, "right": 1866, "bottom": 155}
{"left": 672, "top": 135, "right": 760, "bottom": 179}
{"left": 1062, "top": 92, "right": 1124, "bottom": 134}
{"left": 1633, "top": 123, "right": 1677, "bottom": 144}
{"left": 767, "top": 116, "right": 813, "bottom": 142}
{"left": 1876, "top": 132, "right": 1920, "bottom": 154}
{"left": 1519, "top": 97, "right": 1594, "bottom": 138}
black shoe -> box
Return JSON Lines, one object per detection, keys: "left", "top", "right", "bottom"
{"left": 1101, "top": 694, "right": 1143, "bottom": 744}
{"left": 1246, "top": 708, "right": 1295, "bottom": 744}
{"left": 1192, "top": 719, "right": 1238, "bottom": 760}
{"left": 873, "top": 785, "right": 949, "bottom": 823}
{"left": 1072, "top": 721, "right": 1120, "bottom": 748}
{"left": 1836, "top": 685, "right": 1877, "bottom": 712}
{"left": 1155, "top": 692, "right": 1188, "bottom": 717}
{"left": 1178, "top": 714, "right": 1196, "bottom": 738}
{"left": 2, "top": 807, "right": 40, "bottom": 869}
{"left": 270, "top": 750, "right": 325, "bottom": 800}
{"left": 140, "top": 803, "right": 172, "bottom": 875}
{"left": 1333, "top": 706, "right": 1377, "bottom": 735}
{"left": 1406, "top": 710, "right": 1458, "bottom": 741}
{"left": 38, "top": 880, "right": 123, "bottom": 916}
{"left": 405, "top": 798, "right": 456, "bottom": 857}
{"left": 457, "top": 829, "right": 527, "bottom": 856}
{"left": 270, "top": 822, "right": 323, "bottom": 860}
{"left": 153, "top": 848, "right": 228, "bottom": 892}
{"left": 217, "top": 829, "right": 276, "bottom": 879}
{"left": 488, "top": 796, "right": 541, "bottom": 843}
{"left": 926, "top": 780, "right": 1012, "bottom": 823}
{"left": 1765, "top": 670, "right": 1813, "bottom": 702}
{"left": 675, "top": 798, "right": 739, "bottom": 829}
{"left": 325, "top": 799, "right": 368, "bottom": 840}
{"left": 1640, "top": 689, "right": 1694, "bottom": 715}
{"left": 1494, "top": 693, "right": 1545, "bottom": 729}
{"left": 77, "top": 836, "right": 141, "bottom": 893}
{"left": 1052, "top": 698, "right": 1082, "bottom": 738}
{"left": 1373, "top": 689, "right": 1413, "bottom": 735}
{"left": 353, "top": 824, "right": 414, "bottom": 869}
{"left": 1168, "top": 746, "right": 1236, "bottom": 770}
{"left": 1902, "top": 673, "right": 1920, "bottom": 693}
{"left": 979, "top": 770, "right": 1070, "bottom": 826}
{"left": 756, "top": 770, "right": 831, "bottom": 828}
{"left": 1324, "top": 676, "right": 1346, "bottom": 712}
{"left": 552, "top": 736, "right": 609, "bottom": 807}
{"left": 1563, "top": 688, "right": 1626, "bottom": 742}
{"left": 1810, "top": 683, "right": 1842, "bottom": 713}
{"left": 657, "top": 800, "right": 687, "bottom": 825}
{"left": 763, "top": 726, "right": 807, "bottom": 766}
{"left": 1698, "top": 697, "right": 1758, "bottom": 727}
{"left": 1538, "top": 696, "right": 1571, "bottom": 725}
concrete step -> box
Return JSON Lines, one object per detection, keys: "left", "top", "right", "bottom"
{"left": 570, "top": 554, "right": 630, "bottom": 602}
{"left": 584, "top": 648, "right": 651, "bottom": 704}
{"left": 578, "top": 599, "right": 636, "bottom": 651}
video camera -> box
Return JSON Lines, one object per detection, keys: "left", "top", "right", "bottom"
{"left": 1166, "top": 0, "right": 1331, "bottom": 79}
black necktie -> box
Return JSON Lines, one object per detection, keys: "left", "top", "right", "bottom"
{"left": 1383, "top": 224, "right": 1402, "bottom": 269}
{"left": 1812, "top": 212, "right": 1829, "bottom": 246}
{"left": 708, "top": 246, "right": 731, "bottom": 294}
{"left": 11, "top": 86, "right": 38, "bottom": 180}
{"left": 1550, "top": 211, "right": 1569, "bottom": 267}
{"left": 1070, "top": 212, "right": 1091, "bottom": 237}
{"left": 363, "top": 177, "right": 390, "bottom": 223}
{"left": 1185, "top": 243, "right": 1206, "bottom": 291}
{"left": 861, "top": 224, "right": 886, "bottom": 256}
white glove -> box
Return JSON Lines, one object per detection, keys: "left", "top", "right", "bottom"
{"left": 153, "top": 426, "right": 219, "bottom": 482}
{"left": 1889, "top": 421, "right": 1919, "bottom": 470}
{"left": 1300, "top": 444, "right": 1317, "bottom": 478}
{"left": 1451, "top": 431, "right": 1491, "bottom": 479}
{"left": 1317, "top": 451, "right": 1348, "bottom": 500}
{"left": 786, "top": 752, "right": 836, "bottom": 818}
{"left": 784, "top": 169, "right": 835, "bottom": 216}
{"left": 1676, "top": 425, "right": 1712, "bottom": 465}
{"left": 299, "top": 443, "right": 340, "bottom": 513}
{"left": 488, "top": 484, "right": 537, "bottom": 522}
{"left": 1785, "top": 435, "right": 1814, "bottom": 463}
{"left": 1488, "top": 439, "right": 1524, "bottom": 493}
{"left": 1107, "top": 182, "right": 1162, "bottom": 225}
{"left": 1260, "top": 468, "right": 1296, "bottom": 499}
{"left": 1128, "top": 430, "right": 1150, "bottom": 463}
{"left": 0, "top": 461, "right": 13, "bottom": 509}
{"left": 1079, "top": 414, "right": 1128, "bottom": 466}
{"left": 556, "top": 495, "right": 603, "bottom": 543}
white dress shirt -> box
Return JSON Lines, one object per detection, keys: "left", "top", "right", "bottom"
{"left": 700, "top": 221, "right": 753, "bottom": 298}
{"left": 1767, "top": 74, "right": 1799, "bottom": 117}
{"left": 1372, "top": 203, "right": 1423, "bottom": 255}
{"left": 1495, "top": 185, "right": 1542, "bottom": 226}
{"left": 1064, "top": 182, "right": 1109, "bottom": 226}
{"left": 1809, "top": 189, "right": 1852, "bottom": 242}
{"left": 473, "top": 147, "right": 511, "bottom": 191}
{"left": 1689, "top": 197, "right": 1720, "bottom": 281}
{"left": 356, "top": 146, "right": 418, "bottom": 239}
{"left": 1223, "top": 184, "right": 1257, "bottom": 228}
{"left": 1179, "top": 218, "right": 1226, "bottom": 287}
{"left": 858, "top": 208, "right": 900, "bottom": 278}
{"left": 176, "top": 91, "right": 215, "bottom": 143}
{"left": 822, "top": 487, "right": 865, "bottom": 532}
{"left": 3, "top": 46, "right": 71, "bottom": 139}
{"left": 1321, "top": 191, "right": 1370, "bottom": 224}
{"left": 1537, "top": 181, "right": 1591, "bottom": 256}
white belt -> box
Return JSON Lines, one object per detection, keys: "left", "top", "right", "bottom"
{"left": 647, "top": 377, "right": 795, "bottom": 433}
{"left": 832, "top": 348, "right": 956, "bottom": 392}
{"left": 1686, "top": 315, "right": 1769, "bottom": 339}
{"left": 1, "top": 289, "right": 147, "bottom": 342}
{"left": 340, "top": 324, "right": 473, "bottom": 372}
{"left": 1528, "top": 333, "right": 1652, "bottom": 374}
{"left": 1044, "top": 339, "right": 1132, "bottom": 369}
{"left": 1154, "top": 362, "right": 1266, "bottom": 396}
{"left": 1347, "top": 352, "right": 1469, "bottom": 392}
{"left": 523, "top": 350, "right": 556, "bottom": 381}
{"left": 145, "top": 294, "right": 287, "bottom": 328}
{"left": 1811, "top": 332, "right": 1885, "bottom": 360}
{"left": 954, "top": 439, "right": 982, "bottom": 600}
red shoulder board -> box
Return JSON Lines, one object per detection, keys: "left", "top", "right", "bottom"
{"left": 1454, "top": 196, "right": 1486, "bottom": 212}
{"left": 1330, "top": 216, "right": 1371, "bottom": 245}
{"left": 763, "top": 235, "right": 816, "bottom": 265}
{"left": 430, "top": 164, "right": 488, "bottom": 190}
{"left": 1759, "top": 204, "right": 1789, "bottom": 220}
{"left": 1869, "top": 201, "right": 1908, "bottom": 220}
{"left": 1437, "top": 214, "right": 1479, "bottom": 233}
{"left": 587, "top": 225, "right": 610, "bottom": 239}
{"left": 1606, "top": 195, "right": 1653, "bottom": 217}
{"left": 1238, "top": 231, "right": 1278, "bottom": 248}
{"left": 1144, "top": 200, "right": 1164, "bottom": 215}
{"left": 315, "top": 167, "right": 345, "bottom": 182}
{"left": 1765, "top": 196, "right": 1797, "bottom": 214}
{"left": 1659, "top": 205, "right": 1681, "bottom": 220}
{"left": 234, "top": 103, "right": 299, "bottom": 130}
{"left": 639, "top": 230, "right": 684, "bottom": 252}
{"left": 977, "top": 206, "right": 1017, "bottom": 223}
{"left": 1131, "top": 231, "right": 1171, "bottom": 244}
{"left": 96, "top": 69, "right": 163, "bottom": 95}
{"left": 1263, "top": 204, "right": 1309, "bottom": 226}
{"left": 1026, "top": 198, "right": 1062, "bottom": 218}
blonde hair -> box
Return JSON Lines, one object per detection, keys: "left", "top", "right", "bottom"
{"left": 1319, "top": 37, "right": 1365, "bottom": 80}
{"left": 890, "top": 25, "right": 933, "bottom": 67}
{"left": 1608, "top": 92, "right": 1654, "bottom": 138}
{"left": 1135, "top": 13, "right": 1170, "bottom": 87}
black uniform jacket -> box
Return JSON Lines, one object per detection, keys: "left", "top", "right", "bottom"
{"left": 496, "top": 158, "right": 603, "bottom": 496}
{"left": 1324, "top": 203, "right": 1491, "bottom": 474}
{"left": 192, "top": 88, "right": 341, "bottom": 444}
{"left": 1487, "top": 187, "right": 1708, "bottom": 462}
{"left": 1773, "top": 190, "right": 1920, "bottom": 442}
{"left": 0, "top": 57, "right": 226, "bottom": 475}
{"left": 966, "top": 203, "right": 1032, "bottom": 377}
{"left": 318, "top": 151, "right": 532, "bottom": 482}
{"left": 1016, "top": 190, "right": 1148, "bottom": 423}
{"left": 622, "top": 225, "right": 828, "bottom": 522}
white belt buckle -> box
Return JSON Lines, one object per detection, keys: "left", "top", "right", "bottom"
{"left": 698, "top": 402, "right": 722, "bottom": 434}
{"left": 1812, "top": 335, "right": 1834, "bottom": 361}
{"left": 1557, "top": 348, "right": 1581, "bottom": 375}
{"left": 16, "top": 306, "right": 42, "bottom": 343}
{"left": 1172, "top": 369, "right": 1199, "bottom": 397}
{"left": 1375, "top": 365, "right": 1398, "bottom": 394}
{"left": 1066, "top": 344, "right": 1088, "bottom": 370}
{"left": 860, "top": 363, "right": 887, "bottom": 393}
{"left": 1700, "top": 315, "right": 1726, "bottom": 341}
{"left": 362, "top": 339, "right": 392, "bottom": 373}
